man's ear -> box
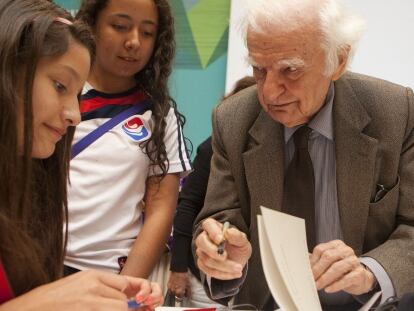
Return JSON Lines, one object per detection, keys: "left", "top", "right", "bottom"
{"left": 332, "top": 45, "right": 351, "bottom": 81}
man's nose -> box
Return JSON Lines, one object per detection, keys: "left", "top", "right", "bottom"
{"left": 262, "top": 71, "right": 286, "bottom": 103}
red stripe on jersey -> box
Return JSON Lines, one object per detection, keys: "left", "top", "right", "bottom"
{"left": 80, "top": 91, "right": 146, "bottom": 113}
{"left": 0, "top": 261, "right": 14, "bottom": 303}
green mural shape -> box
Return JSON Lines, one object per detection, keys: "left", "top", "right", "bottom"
{"left": 54, "top": 0, "right": 80, "bottom": 10}
{"left": 187, "top": 0, "right": 230, "bottom": 68}
{"left": 182, "top": 0, "right": 199, "bottom": 10}
{"left": 206, "top": 25, "right": 228, "bottom": 68}
{"left": 171, "top": 0, "right": 201, "bottom": 68}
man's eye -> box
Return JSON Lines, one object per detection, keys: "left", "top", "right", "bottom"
{"left": 253, "top": 66, "right": 266, "bottom": 77}
{"left": 284, "top": 67, "right": 302, "bottom": 79}
{"left": 54, "top": 81, "right": 67, "bottom": 93}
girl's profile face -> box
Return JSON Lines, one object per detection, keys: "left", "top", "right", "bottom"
{"left": 19, "top": 40, "right": 90, "bottom": 159}
{"left": 92, "top": 0, "right": 158, "bottom": 91}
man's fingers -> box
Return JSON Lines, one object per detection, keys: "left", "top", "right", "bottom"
{"left": 196, "top": 230, "right": 226, "bottom": 259}
{"left": 324, "top": 266, "right": 367, "bottom": 294}
{"left": 312, "top": 249, "right": 344, "bottom": 280}
{"left": 309, "top": 240, "right": 375, "bottom": 295}
{"left": 311, "top": 240, "right": 346, "bottom": 264}
{"left": 196, "top": 249, "right": 243, "bottom": 279}
{"left": 197, "top": 255, "right": 243, "bottom": 280}
{"left": 197, "top": 249, "right": 242, "bottom": 274}
{"left": 311, "top": 241, "right": 354, "bottom": 280}
{"left": 315, "top": 255, "right": 359, "bottom": 289}
{"left": 224, "top": 227, "right": 249, "bottom": 247}
{"left": 196, "top": 219, "right": 250, "bottom": 281}
{"left": 201, "top": 218, "right": 224, "bottom": 244}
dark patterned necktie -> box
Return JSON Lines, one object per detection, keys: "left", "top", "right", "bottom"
{"left": 282, "top": 125, "right": 316, "bottom": 251}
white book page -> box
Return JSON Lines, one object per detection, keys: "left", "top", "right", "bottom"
{"left": 258, "top": 215, "right": 297, "bottom": 310}
{"left": 259, "top": 206, "right": 322, "bottom": 311}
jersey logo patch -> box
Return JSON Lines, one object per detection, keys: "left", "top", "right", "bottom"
{"left": 122, "top": 116, "right": 149, "bottom": 141}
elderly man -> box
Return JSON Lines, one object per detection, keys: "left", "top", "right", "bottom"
{"left": 193, "top": 0, "right": 414, "bottom": 310}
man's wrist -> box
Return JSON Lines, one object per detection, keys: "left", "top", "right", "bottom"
{"left": 364, "top": 265, "right": 379, "bottom": 292}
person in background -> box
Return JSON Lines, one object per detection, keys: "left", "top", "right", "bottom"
{"left": 194, "top": 0, "right": 414, "bottom": 310}
{"left": 167, "top": 76, "right": 256, "bottom": 307}
{"left": 64, "top": 0, "right": 191, "bottom": 294}
{"left": 0, "top": 0, "right": 162, "bottom": 310}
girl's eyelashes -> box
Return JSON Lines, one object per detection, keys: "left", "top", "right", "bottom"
{"left": 112, "top": 23, "right": 128, "bottom": 31}
{"left": 54, "top": 80, "right": 67, "bottom": 93}
{"left": 142, "top": 30, "right": 155, "bottom": 38}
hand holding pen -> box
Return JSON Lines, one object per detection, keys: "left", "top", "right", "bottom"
{"left": 195, "top": 218, "right": 252, "bottom": 281}
{"left": 217, "top": 221, "right": 230, "bottom": 255}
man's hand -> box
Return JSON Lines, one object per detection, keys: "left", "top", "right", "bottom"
{"left": 195, "top": 218, "right": 252, "bottom": 280}
{"left": 310, "top": 240, "right": 377, "bottom": 295}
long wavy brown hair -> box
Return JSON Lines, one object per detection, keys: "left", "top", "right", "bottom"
{"left": 76, "top": 0, "right": 186, "bottom": 177}
{"left": 0, "top": 0, "right": 95, "bottom": 296}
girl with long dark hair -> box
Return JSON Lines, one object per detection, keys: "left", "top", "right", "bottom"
{"left": 0, "top": 1, "right": 162, "bottom": 309}
{"left": 64, "top": 0, "right": 191, "bottom": 288}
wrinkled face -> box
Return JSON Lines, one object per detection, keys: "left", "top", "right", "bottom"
{"left": 26, "top": 41, "right": 90, "bottom": 159}
{"left": 247, "top": 26, "right": 344, "bottom": 127}
{"left": 92, "top": 0, "right": 158, "bottom": 89}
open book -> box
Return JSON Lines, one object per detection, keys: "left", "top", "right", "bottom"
{"left": 257, "top": 206, "right": 322, "bottom": 311}
{"left": 257, "top": 206, "right": 382, "bottom": 311}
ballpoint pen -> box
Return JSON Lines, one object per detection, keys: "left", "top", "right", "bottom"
{"left": 217, "top": 221, "right": 230, "bottom": 255}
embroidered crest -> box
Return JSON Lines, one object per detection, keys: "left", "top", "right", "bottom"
{"left": 122, "top": 116, "right": 149, "bottom": 141}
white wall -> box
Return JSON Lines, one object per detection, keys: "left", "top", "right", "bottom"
{"left": 226, "top": 0, "right": 414, "bottom": 93}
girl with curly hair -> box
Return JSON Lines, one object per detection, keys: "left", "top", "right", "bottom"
{"left": 64, "top": 0, "right": 191, "bottom": 289}
{"left": 0, "top": 0, "right": 162, "bottom": 309}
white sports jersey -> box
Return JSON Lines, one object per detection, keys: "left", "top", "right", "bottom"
{"left": 65, "top": 85, "right": 191, "bottom": 272}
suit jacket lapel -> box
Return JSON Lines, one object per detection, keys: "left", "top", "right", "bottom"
{"left": 334, "top": 78, "right": 378, "bottom": 255}
{"left": 243, "top": 109, "right": 285, "bottom": 214}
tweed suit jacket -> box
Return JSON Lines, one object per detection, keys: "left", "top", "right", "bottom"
{"left": 193, "top": 72, "right": 414, "bottom": 309}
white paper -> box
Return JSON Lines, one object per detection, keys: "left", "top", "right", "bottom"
{"left": 257, "top": 206, "right": 322, "bottom": 311}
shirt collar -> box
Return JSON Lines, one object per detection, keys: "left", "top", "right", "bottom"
{"left": 82, "top": 81, "right": 94, "bottom": 95}
{"left": 284, "top": 82, "right": 335, "bottom": 143}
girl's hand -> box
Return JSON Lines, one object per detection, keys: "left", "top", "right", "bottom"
{"left": 0, "top": 270, "right": 163, "bottom": 311}
{"left": 124, "top": 276, "right": 163, "bottom": 310}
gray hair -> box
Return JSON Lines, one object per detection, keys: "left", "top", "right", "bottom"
{"left": 241, "top": 0, "right": 366, "bottom": 75}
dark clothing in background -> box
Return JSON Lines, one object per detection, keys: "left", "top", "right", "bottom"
{"left": 170, "top": 137, "right": 212, "bottom": 279}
